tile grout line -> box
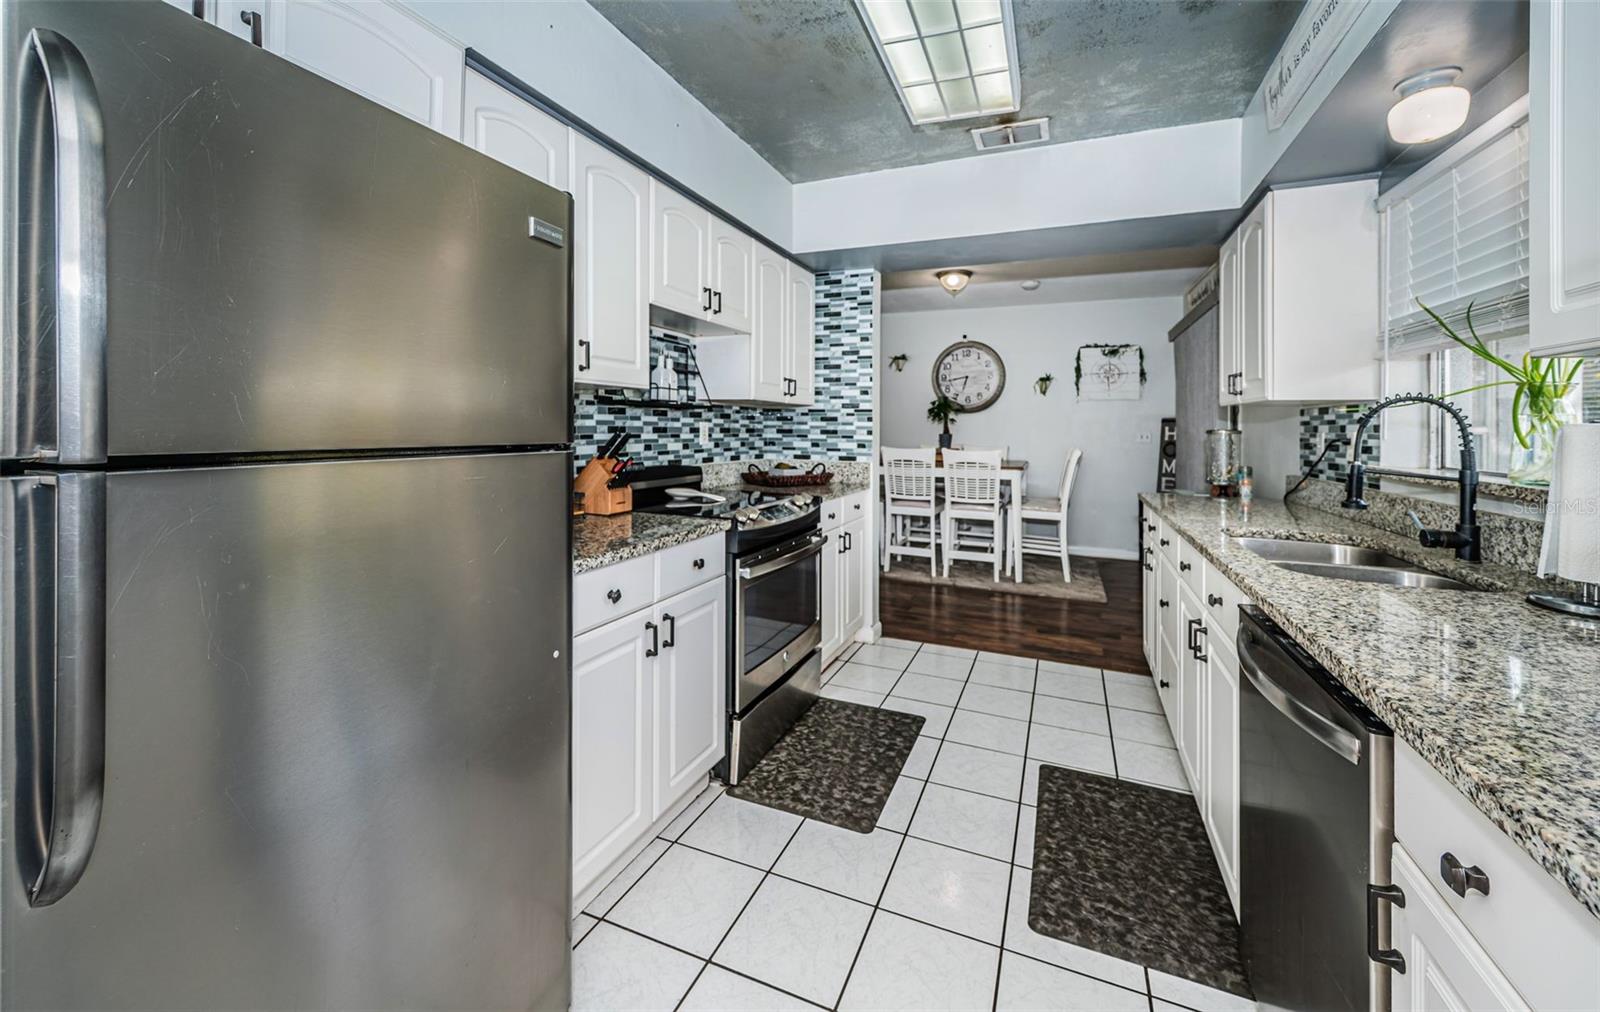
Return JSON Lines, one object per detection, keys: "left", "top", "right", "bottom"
{"left": 990, "top": 657, "right": 1038, "bottom": 1012}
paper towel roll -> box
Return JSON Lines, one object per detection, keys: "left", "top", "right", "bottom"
{"left": 1539, "top": 423, "right": 1600, "bottom": 583}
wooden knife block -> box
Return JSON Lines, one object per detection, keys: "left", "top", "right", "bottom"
{"left": 575, "top": 458, "right": 633, "bottom": 516}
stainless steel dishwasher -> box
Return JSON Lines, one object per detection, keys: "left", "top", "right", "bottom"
{"left": 1237, "top": 606, "right": 1404, "bottom": 1012}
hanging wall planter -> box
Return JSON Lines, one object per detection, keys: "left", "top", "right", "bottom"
{"left": 1034, "top": 373, "right": 1055, "bottom": 396}
{"left": 889, "top": 354, "right": 909, "bottom": 372}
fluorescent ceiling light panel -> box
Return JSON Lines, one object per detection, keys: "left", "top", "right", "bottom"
{"left": 856, "top": 0, "right": 1020, "bottom": 125}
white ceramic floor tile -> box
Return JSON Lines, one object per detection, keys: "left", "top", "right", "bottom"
{"left": 1115, "top": 739, "right": 1189, "bottom": 792}
{"left": 1149, "top": 969, "right": 1257, "bottom": 1012}
{"left": 880, "top": 696, "right": 955, "bottom": 737}
{"left": 571, "top": 923, "right": 703, "bottom": 1012}
{"left": 929, "top": 741, "right": 1025, "bottom": 801}
{"left": 839, "top": 642, "right": 863, "bottom": 662}
{"left": 1022, "top": 759, "right": 1042, "bottom": 806}
{"left": 908, "top": 650, "right": 976, "bottom": 680}
{"left": 850, "top": 643, "right": 918, "bottom": 671}
{"left": 1109, "top": 706, "right": 1178, "bottom": 748}
{"left": 877, "top": 776, "right": 925, "bottom": 832}
{"left": 1102, "top": 669, "right": 1151, "bottom": 687}
{"left": 876, "top": 636, "right": 923, "bottom": 650}
{"left": 714, "top": 876, "right": 873, "bottom": 1008}
{"left": 609, "top": 845, "right": 765, "bottom": 957}
{"left": 1013, "top": 804, "right": 1035, "bottom": 867}
{"left": 946, "top": 709, "right": 1030, "bottom": 756}
{"left": 957, "top": 683, "right": 1033, "bottom": 721}
{"left": 995, "top": 950, "right": 1149, "bottom": 1011}
{"left": 1106, "top": 679, "right": 1162, "bottom": 714}
{"left": 838, "top": 911, "right": 1001, "bottom": 1012}
{"left": 681, "top": 794, "right": 803, "bottom": 870}
{"left": 773, "top": 821, "right": 904, "bottom": 904}
{"left": 1001, "top": 869, "right": 1146, "bottom": 992}
{"left": 829, "top": 661, "right": 903, "bottom": 695}
{"left": 977, "top": 650, "right": 1038, "bottom": 669}
{"left": 661, "top": 782, "right": 724, "bottom": 841}
{"left": 902, "top": 735, "right": 939, "bottom": 779}
{"left": 1034, "top": 669, "right": 1106, "bottom": 704}
{"left": 908, "top": 783, "right": 1018, "bottom": 861}
{"left": 572, "top": 913, "right": 600, "bottom": 948}
{"left": 968, "top": 660, "right": 1036, "bottom": 692}
{"left": 879, "top": 837, "right": 1011, "bottom": 944}
{"left": 1036, "top": 659, "right": 1101, "bottom": 679}
{"left": 920, "top": 642, "right": 979, "bottom": 660}
{"left": 1026, "top": 724, "right": 1116, "bottom": 775}
{"left": 1030, "top": 695, "right": 1111, "bottom": 735}
{"left": 680, "top": 965, "right": 823, "bottom": 1012}
{"left": 819, "top": 684, "right": 887, "bottom": 707}
{"left": 892, "top": 672, "right": 965, "bottom": 706}
{"left": 584, "top": 838, "right": 669, "bottom": 916}
{"left": 821, "top": 660, "right": 843, "bottom": 685}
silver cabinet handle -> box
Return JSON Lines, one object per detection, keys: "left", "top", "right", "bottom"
{"left": 7, "top": 30, "right": 107, "bottom": 465}
{"left": 7, "top": 472, "right": 106, "bottom": 906}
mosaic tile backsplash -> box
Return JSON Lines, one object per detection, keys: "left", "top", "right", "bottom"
{"left": 574, "top": 270, "right": 876, "bottom": 465}
{"left": 1299, "top": 404, "right": 1381, "bottom": 483}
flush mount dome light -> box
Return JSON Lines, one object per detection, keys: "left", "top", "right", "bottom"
{"left": 856, "top": 0, "right": 1021, "bottom": 126}
{"left": 937, "top": 269, "right": 972, "bottom": 295}
{"left": 1387, "top": 68, "right": 1471, "bottom": 145}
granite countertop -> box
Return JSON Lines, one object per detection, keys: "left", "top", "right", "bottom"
{"left": 703, "top": 475, "right": 875, "bottom": 504}
{"left": 1139, "top": 491, "right": 1600, "bottom": 918}
{"left": 572, "top": 512, "right": 728, "bottom": 575}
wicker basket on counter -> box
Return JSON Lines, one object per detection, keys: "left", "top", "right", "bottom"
{"left": 744, "top": 462, "right": 834, "bottom": 488}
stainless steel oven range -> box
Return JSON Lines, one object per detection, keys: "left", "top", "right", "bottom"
{"left": 631, "top": 467, "right": 824, "bottom": 784}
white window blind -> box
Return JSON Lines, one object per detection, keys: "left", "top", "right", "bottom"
{"left": 1382, "top": 119, "right": 1530, "bottom": 357}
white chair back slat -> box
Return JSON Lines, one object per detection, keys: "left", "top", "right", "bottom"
{"left": 941, "top": 448, "right": 1003, "bottom": 506}
{"left": 1058, "top": 448, "right": 1083, "bottom": 508}
{"left": 881, "top": 446, "right": 938, "bottom": 502}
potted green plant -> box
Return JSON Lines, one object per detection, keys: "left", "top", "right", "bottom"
{"left": 927, "top": 394, "right": 960, "bottom": 449}
{"left": 1422, "top": 301, "right": 1583, "bottom": 484}
{"left": 1035, "top": 373, "right": 1055, "bottom": 396}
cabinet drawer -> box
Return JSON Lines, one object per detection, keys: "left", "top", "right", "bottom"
{"left": 573, "top": 555, "right": 655, "bottom": 636}
{"left": 1156, "top": 517, "right": 1178, "bottom": 565}
{"left": 1395, "top": 741, "right": 1600, "bottom": 1011}
{"left": 656, "top": 533, "right": 726, "bottom": 600}
{"left": 1201, "top": 561, "right": 1249, "bottom": 649}
{"left": 1177, "top": 537, "right": 1204, "bottom": 596}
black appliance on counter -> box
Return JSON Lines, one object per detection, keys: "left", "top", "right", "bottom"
{"left": 634, "top": 468, "right": 824, "bottom": 784}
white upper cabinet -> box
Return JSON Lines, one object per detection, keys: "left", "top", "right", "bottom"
{"left": 1531, "top": 0, "right": 1600, "bottom": 355}
{"left": 462, "top": 72, "right": 569, "bottom": 190}
{"left": 752, "top": 246, "right": 789, "bottom": 401}
{"left": 709, "top": 218, "right": 755, "bottom": 334}
{"left": 651, "top": 181, "right": 713, "bottom": 322}
{"left": 787, "top": 263, "right": 816, "bottom": 406}
{"left": 572, "top": 134, "right": 650, "bottom": 389}
{"left": 216, "top": 0, "right": 462, "bottom": 135}
{"left": 1217, "top": 180, "right": 1380, "bottom": 405}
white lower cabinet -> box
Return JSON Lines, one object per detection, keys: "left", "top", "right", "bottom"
{"left": 820, "top": 492, "right": 870, "bottom": 664}
{"left": 1391, "top": 844, "right": 1529, "bottom": 1012}
{"left": 571, "top": 539, "right": 726, "bottom": 902}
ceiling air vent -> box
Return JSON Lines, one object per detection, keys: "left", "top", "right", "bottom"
{"left": 970, "top": 117, "right": 1050, "bottom": 151}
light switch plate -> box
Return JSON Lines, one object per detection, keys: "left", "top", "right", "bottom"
{"left": 1136, "top": 432, "right": 1153, "bottom": 443}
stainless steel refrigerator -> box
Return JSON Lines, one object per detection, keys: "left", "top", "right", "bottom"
{"left": 1, "top": 2, "right": 573, "bottom": 1008}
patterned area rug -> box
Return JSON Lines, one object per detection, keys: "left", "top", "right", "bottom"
{"left": 727, "top": 699, "right": 924, "bottom": 833}
{"left": 880, "top": 554, "right": 1107, "bottom": 602}
{"left": 1030, "top": 765, "right": 1253, "bottom": 998}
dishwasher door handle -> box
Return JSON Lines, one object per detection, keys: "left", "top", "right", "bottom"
{"left": 1238, "top": 634, "right": 1363, "bottom": 765}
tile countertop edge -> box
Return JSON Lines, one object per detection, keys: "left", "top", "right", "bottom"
{"left": 572, "top": 514, "right": 730, "bottom": 575}
{"left": 1139, "top": 492, "right": 1600, "bottom": 921}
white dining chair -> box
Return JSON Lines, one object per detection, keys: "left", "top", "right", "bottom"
{"left": 880, "top": 446, "right": 940, "bottom": 576}
{"left": 940, "top": 448, "right": 1007, "bottom": 582}
{"left": 1019, "top": 448, "right": 1083, "bottom": 581}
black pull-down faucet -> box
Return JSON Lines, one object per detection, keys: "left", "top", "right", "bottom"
{"left": 1341, "top": 394, "right": 1481, "bottom": 562}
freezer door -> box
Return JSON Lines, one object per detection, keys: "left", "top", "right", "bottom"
{"left": 1, "top": 1, "right": 570, "bottom": 460}
{"left": 1, "top": 452, "right": 571, "bottom": 1010}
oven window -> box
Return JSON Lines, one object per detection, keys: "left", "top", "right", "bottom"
{"left": 741, "top": 553, "right": 818, "bottom": 676}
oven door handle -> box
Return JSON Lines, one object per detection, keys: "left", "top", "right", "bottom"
{"left": 1238, "top": 633, "right": 1362, "bottom": 765}
{"left": 738, "top": 535, "right": 826, "bottom": 580}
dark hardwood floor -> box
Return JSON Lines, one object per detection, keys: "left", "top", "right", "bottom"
{"left": 879, "top": 558, "right": 1151, "bottom": 676}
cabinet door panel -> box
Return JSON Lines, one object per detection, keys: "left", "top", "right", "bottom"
{"left": 842, "top": 517, "right": 868, "bottom": 639}
{"left": 653, "top": 581, "right": 725, "bottom": 815}
{"left": 788, "top": 264, "right": 816, "bottom": 405}
{"left": 1238, "top": 200, "right": 1270, "bottom": 400}
{"left": 752, "top": 246, "right": 789, "bottom": 402}
{"left": 1391, "top": 845, "right": 1529, "bottom": 1012}
{"left": 1205, "top": 640, "right": 1240, "bottom": 913}
{"left": 217, "top": 0, "right": 462, "bottom": 134}
{"left": 1218, "top": 231, "right": 1242, "bottom": 406}
{"left": 463, "top": 72, "right": 568, "bottom": 189}
{"left": 651, "top": 182, "right": 711, "bottom": 321}
{"left": 1177, "top": 588, "right": 1205, "bottom": 792}
{"left": 821, "top": 526, "right": 844, "bottom": 661}
{"left": 709, "top": 218, "right": 754, "bottom": 333}
{"left": 572, "top": 135, "right": 649, "bottom": 388}
{"left": 572, "top": 614, "right": 653, "bottom": 896}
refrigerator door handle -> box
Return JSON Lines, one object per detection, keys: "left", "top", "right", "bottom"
{"left": 10, "top": 472, "right": 107, "bottom": 907}
{"left": 6, "top": 30, "right": 108, "bottom": 465}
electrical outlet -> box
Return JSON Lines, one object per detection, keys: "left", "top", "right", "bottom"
{"left": 1136, "top": 432, "right": 1153, "bottom": 444}
{"left": 698, "top": 420, "right": 711, "bottom": 444}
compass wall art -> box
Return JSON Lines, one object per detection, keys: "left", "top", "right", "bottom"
{"left": 1074, "top": 343, "right": 1147, "bottom": 401}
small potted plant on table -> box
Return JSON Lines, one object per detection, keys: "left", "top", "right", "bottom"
{"left": 928, "top": 394, "right": 960, "bottom": 449}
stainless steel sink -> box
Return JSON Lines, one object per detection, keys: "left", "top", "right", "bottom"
{"left": 1226, "top": 536, "right": 1489, "bottom": 592}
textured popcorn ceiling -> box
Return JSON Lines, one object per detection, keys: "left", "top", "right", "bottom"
{"left": 589, "top": 0, "right": 1304, "bottom": 182}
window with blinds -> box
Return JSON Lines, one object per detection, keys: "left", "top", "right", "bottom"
{"left": 1382, "top": 118, "right": 1530, "bottom": 357}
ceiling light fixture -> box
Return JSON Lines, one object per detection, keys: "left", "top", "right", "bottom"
{"left": 1386, "top": 67, "right": 1471, "bottom": 145}
{"left": 856, "top": 0, "right": 1021, "bottom": 126}
{"left": 937, "top": 269, "right": 973, "bottom": 295}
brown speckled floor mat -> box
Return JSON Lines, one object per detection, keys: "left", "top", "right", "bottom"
{"left": 727, "top": 699, "right": 924, "bottom": 833}
{"left": 1031, "top": 764, "right": 1252, "bottom": 998}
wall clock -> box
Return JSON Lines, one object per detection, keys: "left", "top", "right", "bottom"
{"left": 932, "top": 339, "right": 1005, "bottom": 412}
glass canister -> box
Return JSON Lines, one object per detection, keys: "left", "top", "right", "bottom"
{"left": 1205, "top": 428, "right": 1242, "bottom": 491}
